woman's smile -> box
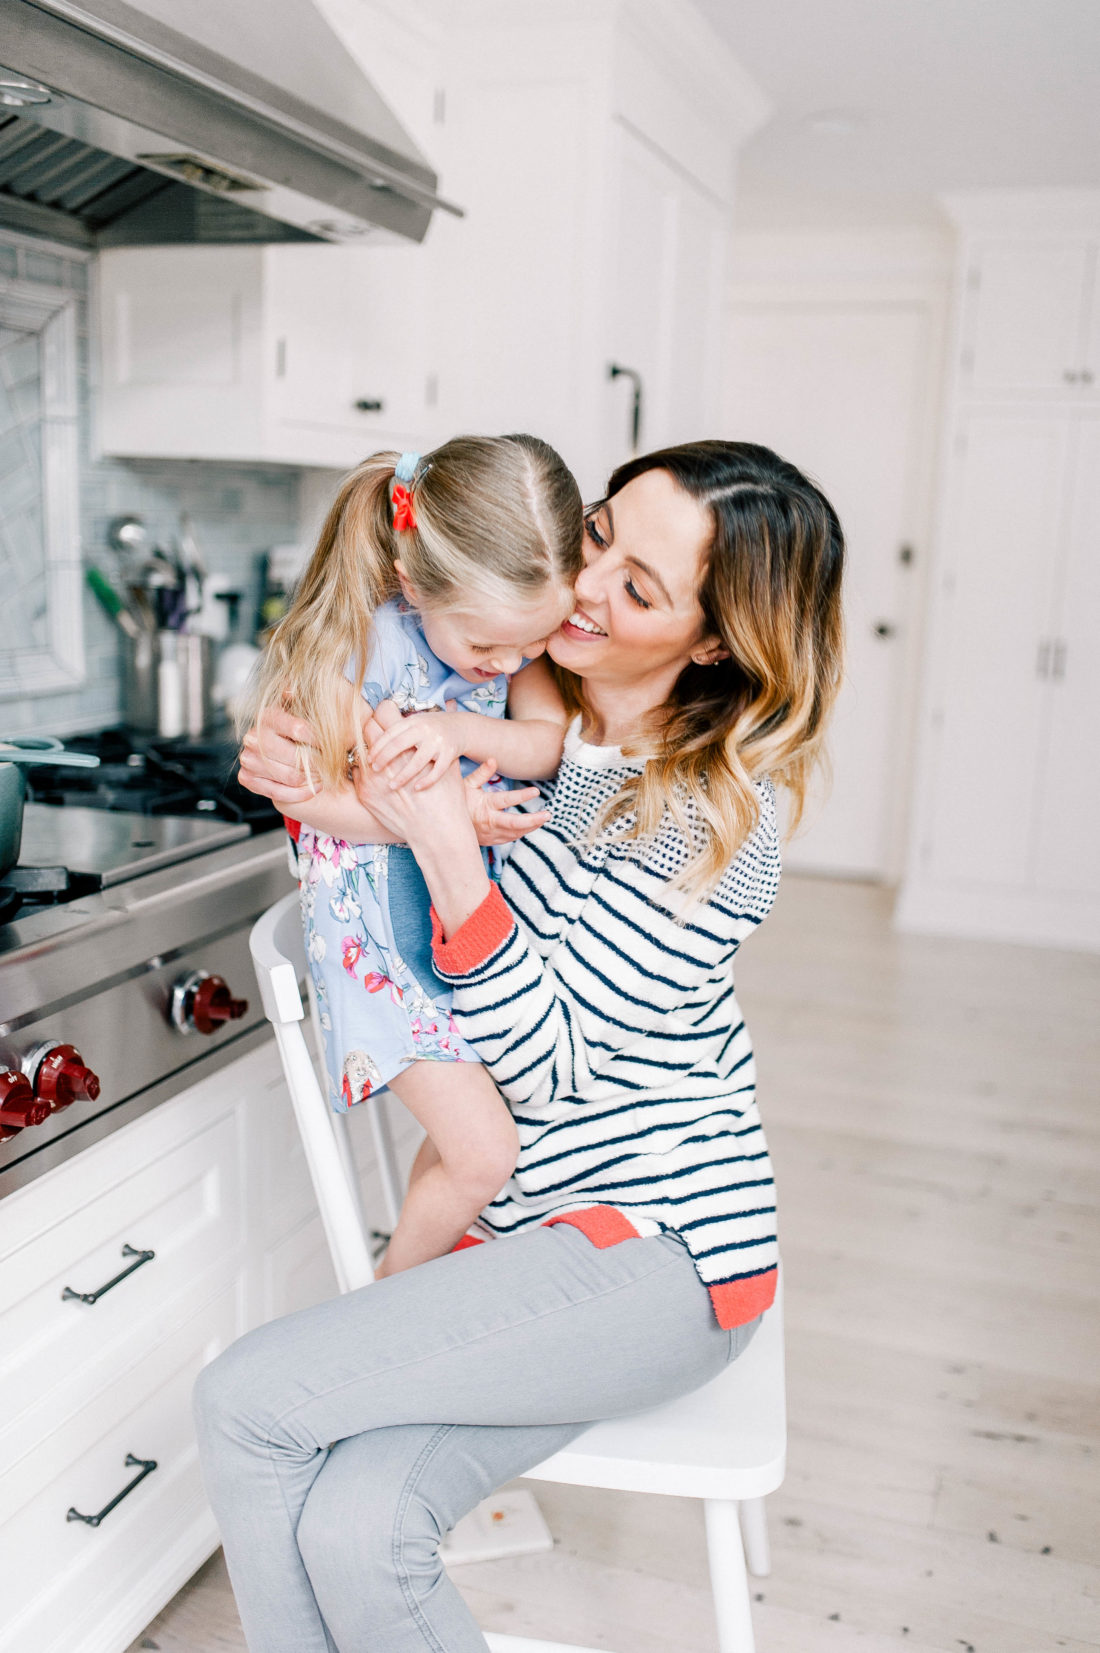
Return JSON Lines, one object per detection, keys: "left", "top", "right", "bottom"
{"left": 561, "top": 606, "right": 608, "bottom": 639}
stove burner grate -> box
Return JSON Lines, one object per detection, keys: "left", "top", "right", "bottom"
{"left": 25, "top": 728, "right": 279, "bottom": 833}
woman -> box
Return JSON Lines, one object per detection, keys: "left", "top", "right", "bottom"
{"left": 195, "top": 440, "right": 844, "bottom": 1652}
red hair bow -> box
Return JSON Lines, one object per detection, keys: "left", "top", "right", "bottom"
{"left": 392, "top": 482, "right": 417, "bottom": 533}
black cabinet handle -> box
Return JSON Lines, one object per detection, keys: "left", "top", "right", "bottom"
{"left": 872, "top": 621, "right": 898, "bottom": 639}
{"left": 354, "top": 398, "right": 385, "bottom": 413}
{"left": 62, "top": 1243, "right": 155, "bottom": 1305}
{"left": 608, "top": 363, "right": 643, "bottom": 454}
{"left": 67, "top": 1454, "right": 158, "bottom": 1527}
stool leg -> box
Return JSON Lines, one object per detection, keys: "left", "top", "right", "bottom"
{"left": 738, "top": 1496, "right": 771, "bottom": 1577}
{"left": 367, "top": 1091, "right": 404, "bottom": 1231}
{"left": 329, "top": 1108, "right": 368, "bottom": 1232}
{"left": 704, "top": 1498, "right": 756, "bottom": 1653}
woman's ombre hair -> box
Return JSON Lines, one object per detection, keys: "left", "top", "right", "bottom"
{"left": 555, "top": 440, "right": 845, "bottom": 899}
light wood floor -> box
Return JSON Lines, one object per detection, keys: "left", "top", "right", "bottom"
{"left": 126, "top": 876, "right": 1100, "bottom": 1653}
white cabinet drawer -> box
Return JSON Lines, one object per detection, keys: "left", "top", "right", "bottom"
{"left": 0, "top": 1100, "right": 244, "bottom": 1470}
{"left": 262, "top": 1208, "right": 338, "bottom": 1322}
{"left": 0, "top": 1280, "right": 241, "bottom": 1653}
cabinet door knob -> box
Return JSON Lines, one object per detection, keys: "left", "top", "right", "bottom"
{"left": 871, "top": 621, "right": 897, "bottom": 639}
{"left": 354, "top": 398, "right": 385, "bottom": 413}
{"left": 1081, "top": 369, "right": 1095, "bottom": 385}
{"left": 1063, "top": 369, "right": 1080, "bottom": 383}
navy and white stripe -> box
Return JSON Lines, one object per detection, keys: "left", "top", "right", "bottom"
{"left": 434, "top": 723, "right": 782, "bottom": 1317}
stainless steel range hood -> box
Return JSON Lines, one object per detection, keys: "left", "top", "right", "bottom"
{"left": 0, "top": 0, "right": 459, "bottom": 247}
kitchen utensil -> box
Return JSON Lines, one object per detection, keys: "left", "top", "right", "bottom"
{"left": 127, "top": 584, "right": 157, "bottom": 631}
{"left": 123, "top": 631, "right": 214, "bottom": 738}
{"left": 178, "top": 513, "right": 207, "bottom": 617}
{"left": 0, "top": 739, "right": 100, "bottom": 877}
{"left": 0, "top": 743, "right": 102, "bottom": 767}
{"left": 86, "top": 566, "right": 141, "bottom": 640}
{"left": 106, "top": 514, "right": 150, "bottom": 559}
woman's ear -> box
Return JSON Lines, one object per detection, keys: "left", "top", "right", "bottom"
{"left": 690, "top": 635, "right": 730, "bottom": 667}
{"left": 393, "top": 559, "right": 418, "bottom": 606}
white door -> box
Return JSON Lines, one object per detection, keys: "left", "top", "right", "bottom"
{"left": 722, "top": 301, "right": 931, "bottom": 877}
{"left": 1033, "top": 413, "right": 1100, "bottom": 897}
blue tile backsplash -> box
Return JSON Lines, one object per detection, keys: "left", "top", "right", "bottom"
{"left": 0, "top": 231, "right": 305, "bottom": 740}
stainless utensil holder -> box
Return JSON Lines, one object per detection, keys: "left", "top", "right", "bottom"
{"left": 123, "top": 631, "right": 213, "bottom": 738}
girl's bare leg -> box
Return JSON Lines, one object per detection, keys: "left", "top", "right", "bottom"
{"left": 406, "top": 1134, "right": 441, "bottom": 1189}
{"left": 375, "top": 1060, "right": 517, "bottom": 1277}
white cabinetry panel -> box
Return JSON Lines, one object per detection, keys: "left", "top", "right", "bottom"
{"left": 963, "top": 240, "right": 1093, "bottom": 394}
{"left": 925, "top": 415, "right": 1067, "bottom": 889}
{"left": 433, "top": 75, "right": 590, "bottom": 470}
{"left": 899, "top": 190, "right": 1100, "bottom": 948}
{"left": 97, "top": 245, "right": 438, "bottom": 468}
{"left": 98, "top": 248, "right": 265, "bottom": 458}
{"left": 0, "top": 1104, "right": 243, "bottom": 1472}
{"left": 1033, "top": 414, "right": 1100, "bottom": 897}
{"left": 0, "top": 1031, "right": 388, "bottom": 1652}
{"left": 0, "top": 1284, "right": 237, "bottom": 1653}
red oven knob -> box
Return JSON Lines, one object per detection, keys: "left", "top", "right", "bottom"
{"left": 0, "top": 1069, "right": 50, "bottom": 1131}
{"left": 170, "top": 971, "right": 249, "bottom": 1036}
{"left": 31, "top": 1044, "right": 101, "bottom": 1112}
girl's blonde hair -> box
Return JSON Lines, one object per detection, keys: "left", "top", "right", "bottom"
{"left": 248, "top": 434, "right": 583, "bottom": 787}
{"left": 553, "top": 440, "right": 845, "bottom": 900}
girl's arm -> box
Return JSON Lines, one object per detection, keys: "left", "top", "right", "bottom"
{"left": 365, "top": 656, "right": 568, "bottom": 789}
{"left": 239, "top": 704, "right": 550, "bottom": 846}
{"left": 360, "top": 731, "right": 776, "bottom": 1110}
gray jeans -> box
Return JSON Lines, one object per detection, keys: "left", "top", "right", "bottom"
{"left": 193, "top": 1223, "right": 758, "bottom": 1652}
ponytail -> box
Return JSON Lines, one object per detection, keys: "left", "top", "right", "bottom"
{"left": 243, "top": 451, "right": 403, "bottom": 789}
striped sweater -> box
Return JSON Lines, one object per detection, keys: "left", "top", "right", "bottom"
{"left": 431, "top": 722, "right": 782, "bottom": 1329}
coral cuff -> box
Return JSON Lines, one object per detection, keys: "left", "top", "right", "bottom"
{"left": 430, "top": 883, "right": 515, "bottom": 975}
{"left": 707, "top": 1268, "right": 778, "bottom": 1330}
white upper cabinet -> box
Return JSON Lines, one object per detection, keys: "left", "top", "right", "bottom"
{"left": 961, "top": 239, "right": 1096, "bottom": 394}
{"left": 97, "top": 242, "right": 439, "bottom": 468}
{"left": 95, "top": 2, "right": 767, "bottom": 483}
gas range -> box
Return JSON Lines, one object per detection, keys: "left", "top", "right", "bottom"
{"left": 0, "top": 728, "right": 295, "bottom": 1199}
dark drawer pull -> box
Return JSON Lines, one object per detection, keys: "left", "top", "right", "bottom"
{"left": 67, "top": 1454, "right": 158, "bottom": 1527}
{"left": 354, "top": 397, "right": 384, "bottom": 412}
{"left": 62, "top": 1243, "right": 155, "bottom": 1305}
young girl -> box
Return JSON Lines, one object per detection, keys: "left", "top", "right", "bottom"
{"left": 250, "top": 435, "right": 583, "bottom": 1276}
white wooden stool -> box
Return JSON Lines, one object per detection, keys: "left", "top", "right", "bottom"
{"left": 250, "top": 891, "right": 786, "bottom": 1653}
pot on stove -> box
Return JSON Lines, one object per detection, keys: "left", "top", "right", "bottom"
{"left": 0, "top": 739, "right": 101, "bottom": 883}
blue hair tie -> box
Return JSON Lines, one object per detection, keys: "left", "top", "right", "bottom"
{"left": 394, "top": 451, "right": 420, "bottom": 484}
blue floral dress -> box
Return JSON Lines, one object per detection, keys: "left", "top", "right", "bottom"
{"left": 295, "top": 600, "right": 508, "bottom": 1111}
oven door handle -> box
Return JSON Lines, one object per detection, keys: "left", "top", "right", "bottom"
{"left": 61, "top": 1243, "right": 156, "bottom": 1305}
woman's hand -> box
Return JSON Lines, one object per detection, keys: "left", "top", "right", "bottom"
{"left": 238, "top": 705, "right": 322, "bottom": 808}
